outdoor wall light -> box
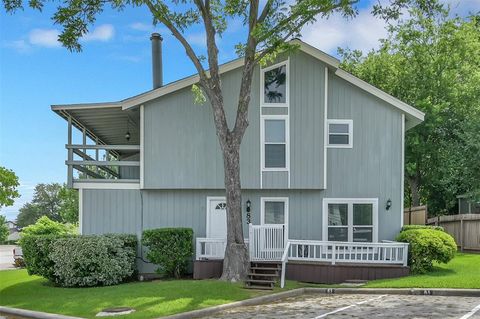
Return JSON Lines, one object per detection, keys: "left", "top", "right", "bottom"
{"left": 246, "top": 200, "right": 251, "bottom": 213}
{"left": 125, "top": 131, "right": 131, "bottom": 141}
{"left": 386, "top": 198, "right": 392, "bottom": 211}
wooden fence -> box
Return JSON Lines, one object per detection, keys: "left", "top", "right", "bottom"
{"left": 403, "top": 205, "right": 427, "bottom": 225}
{"left": 427, "top": 214, "right": 480, "bottom": 251}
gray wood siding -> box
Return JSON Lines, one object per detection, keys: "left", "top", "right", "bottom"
{"left": 289, "top": 52, "right": 326, "bottom": 189}
{"left": 325, "top": 73, "right": 403, "bottom": 240}
{"left": 144, "top": 51, "right": 326, "bottom": 189}
{"left": 82, "top": 189, "right": 141, "bottom": 235}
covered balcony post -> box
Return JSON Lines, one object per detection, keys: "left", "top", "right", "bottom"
{"left": 67, "top": 116, "right": 73, "bottom": 188}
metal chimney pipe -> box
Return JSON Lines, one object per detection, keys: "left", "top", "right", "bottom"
{"left": 150, "top": 33, "right": 163, "bottom": 89}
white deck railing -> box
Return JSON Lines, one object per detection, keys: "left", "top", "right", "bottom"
{"left": 248, "top": 224, "right": 285, "bottom": 261}
{"left": 195, "top": 238, "right": 250, "bottom": 260}
{"left": 280, "top": 240, "right": 409, "bottom": 288}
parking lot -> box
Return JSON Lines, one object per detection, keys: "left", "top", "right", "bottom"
{"left": 205, "top": 293, "right": 480, "bottom": 319}
{"left": 0, "top": 245, "right": 16, "bottom": 270}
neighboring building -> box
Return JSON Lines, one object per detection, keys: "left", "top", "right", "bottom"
{"left": 457, "top": 195, "right": 480, "bottom": 214}
{"left": 51, "top": 36, "right": 424, "bottom": 286}
{"left": 5, "top": 220, "right": 20, "bottom": 242}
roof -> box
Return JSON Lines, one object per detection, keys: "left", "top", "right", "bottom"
{"left": 51, "top": 39, "right": 424, "bottom": 130}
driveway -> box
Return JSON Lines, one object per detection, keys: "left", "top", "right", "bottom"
{"left": 205, "top": 294, "right": 480, "bottom": 319}
{"left": 0, "top": 245, "right": 16, "bottom": 270}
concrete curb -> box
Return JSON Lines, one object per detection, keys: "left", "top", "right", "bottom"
{"left": 304, "top": 287, "right": 480, "bottom": 297}
{"left": 0, "top": 306, "right": 84, "bottom": 319}
{"left": 159, "top": 288, "right": 306, "bottom": 319}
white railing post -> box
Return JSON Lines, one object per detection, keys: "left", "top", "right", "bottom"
{"left": 248, "top": 223, "right": 253, "bottom": 260}
{"left": 280, "top": 241, "right": 290, "bottom": 289}
{"left": 196, "top": 238, "right": 201, "bottom": 260}
{"left": 331, "top": 242, "right": 336, "bottom": 265}
{"left": 403, "top": 243, "right": 409, "bottom": 267}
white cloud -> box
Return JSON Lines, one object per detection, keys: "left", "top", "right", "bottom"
{"left": 82, "top": 24, "right": 115, "bottom": 42}
{"left": 28, "top": 28, "right": 61, "bottom": 48}
{"left": 4, "top": 40, "right": 31, "bottom": 53}
{"left": 129, "top": 22, "right": 154, "bottom": 32}
{"left": 187, "top": 32, "right": 207, "bottom": 46}
{"left": 301, "top": 7, "right": 389, "bottom": 55}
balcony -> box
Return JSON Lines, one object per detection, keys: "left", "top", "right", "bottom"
{"left": 51, "top": 102, "right": 141, "bottom": 188}
{"left": 66, "top": 144, "right": 140, "bottom": 186}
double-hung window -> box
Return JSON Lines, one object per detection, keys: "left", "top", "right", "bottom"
{"left": 262, "top": 116, "right": 289, "bottom": 170}
{"left": 327, "top": 119, "right": 353, "bottom": 148}
{"left": 323, "top": 199, "right": 378, "bottom": 242}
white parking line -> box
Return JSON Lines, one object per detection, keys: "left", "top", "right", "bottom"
{"left": 313, "top": 295, "right": 387, "bottom": 319}
{"left": 460, "top": 303, "right": 480, "bottom": 319}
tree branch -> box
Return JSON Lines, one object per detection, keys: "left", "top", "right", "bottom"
{"left": 144, "top": 0, "right": 209, "bottom": 86}
{"left": 231, "top": 0, "right": 260, "bottom": 142}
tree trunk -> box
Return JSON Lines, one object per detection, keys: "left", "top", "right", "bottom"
{"left": 408, "top": 176, "right": 421, "bottom": 207}
{"left": 219, "top": 144, "right": 249, "bottom": 282}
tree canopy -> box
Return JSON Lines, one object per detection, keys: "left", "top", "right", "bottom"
{"left": 340, "top": 7, "right": 480, "bottom": 214}
{"left": 0, "top": 166, "right": 20, "bottom": 209}
{"left": 16, "top": 184, "right": 78, "bottom": 227}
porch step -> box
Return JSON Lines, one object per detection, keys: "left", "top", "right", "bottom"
{"left": 244, "top": 262, "right": 281, "bottom": 290}
{"left": 250, "top": 266, "right": 281, "bottom": 271}
{"left": 248, "top": 272, "right": 278, "bottom": 278}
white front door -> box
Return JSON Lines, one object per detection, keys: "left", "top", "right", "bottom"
{"left": 207, "top": 197, "right": 227, "bottom": 239}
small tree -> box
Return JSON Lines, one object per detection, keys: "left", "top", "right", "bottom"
{"left": 0, "top": 215, "right": 9, "bottom": 243}
{"left": 20, "top": 216, "right": 76, "bottom": 240}
{"left": 2, "top": 0, "right": 432, "bottom": 280}
{"left": 0, "top": 166, "right": 20, "bottom": 209}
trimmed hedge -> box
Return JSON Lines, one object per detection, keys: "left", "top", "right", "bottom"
{"left": 50, "top": 234, "right": 137, "bottom": 287}
{"left": 401, "top": 224, "right": 444, "bottom": 232}
{"left": 21, "top": 234, "right": 63, "bottom": 281}
{"left": 142, "top": 228, "right": 193, "bottom": 278}
{"left": 396, "top": 228, "right": 456, "bottom": 274}
{"left": 20, "top": 234, "right": 137, "bottom": 287}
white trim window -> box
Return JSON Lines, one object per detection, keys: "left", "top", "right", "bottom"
{"left": 261, "top": 115, "right": 289, "bottom": 171}
{"left": 260, "top": 60, "right": 289, "bottom": 107}
{"left": 327, "top": 119, "right": 353, "bottom": 148}
{"left": 261, "top": 197, "right": 289, "bottom": 236}
{"left": 322, "top": 198, "right": 378, "bottom": 242}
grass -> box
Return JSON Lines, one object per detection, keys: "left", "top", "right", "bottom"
{"left": 0, "top": 270, "right": 304, "bottom": 319}
{"left": 365, "top": 253, "right": 480, "bottom": 289}
{"left": 1, "top": 254, "right": 478, "bottom": 318}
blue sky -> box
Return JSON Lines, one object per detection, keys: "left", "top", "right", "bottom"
{"left": 0, "top": 0, "right": 476, "bottom": 221}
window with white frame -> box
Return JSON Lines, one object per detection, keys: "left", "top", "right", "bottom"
{"left": 327, "top": 119, "right": 353, "bottom": 148}
{"left": 261, "top": 197, "right": 288, "bottom": 226}
{"left": 262, "top": 116, "right": 288, "bottom": 170}
{"left": 323, "top": 199, "right": 378, "bottom": 242}
{"left": 261, "top": 61, "right": 289, "bottom": 106}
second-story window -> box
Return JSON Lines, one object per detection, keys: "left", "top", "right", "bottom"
{"left": 261, "top": 61, "right": 289, "bottom": 106}
{"left": 262, "top": 116, "right": 289, "bottom": 170}
{"left": 327, "top": 119, "right": 353, "bottom": 148}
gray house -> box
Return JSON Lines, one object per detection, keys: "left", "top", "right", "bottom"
{"left": 52, "top": 35, "right": 424, "bottom": 286}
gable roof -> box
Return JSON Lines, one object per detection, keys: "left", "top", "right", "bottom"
{"left": 52, "top": 39, "right": 424, "bottom": 129}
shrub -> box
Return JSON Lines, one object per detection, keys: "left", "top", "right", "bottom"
{"left": 49, "top": 234, "right": 137, "bottom": 287}
{"left": 20, "top": 216, "right": 77, "bottom": 239}
{"left": 142, "top": 228, "right": 193, "bottom": 278}
{"left": 21, "top": 234, "right": 64, "bottom": 281}
{"left": 401, "top": 224, "right": 444, "bottom": 232}
{"left": 396, "top": 228, "right": 457, "bottom": 274}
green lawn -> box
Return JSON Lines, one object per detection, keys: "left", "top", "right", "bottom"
{"left": 365, "top": 253, "right": 480, "bottom": 289}
{"left": 0, "top": 270, "right": 303, "bottom": 319}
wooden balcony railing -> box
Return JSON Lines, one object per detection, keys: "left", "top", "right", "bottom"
{"left": 66, "top": 144, "right": 140, "bottom": 186}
